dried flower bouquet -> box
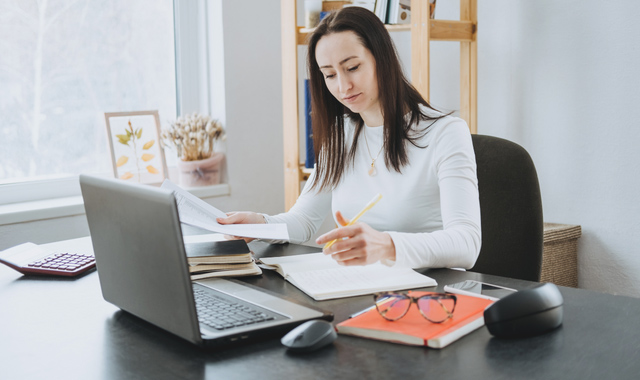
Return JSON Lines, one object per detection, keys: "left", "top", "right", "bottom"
{"left": 162, "top": 114, "right": 225, "bottom": 161}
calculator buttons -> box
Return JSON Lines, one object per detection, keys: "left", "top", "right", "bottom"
{"left": 23, "top": 252, "right": 96, "bottom": 276}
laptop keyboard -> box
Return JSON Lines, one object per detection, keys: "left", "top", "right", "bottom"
{"left": 193, "top": 287, "right": 280, "bottom": 330}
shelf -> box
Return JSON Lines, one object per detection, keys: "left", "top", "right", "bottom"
{"left": 300, "top": 165, "right": 313, "bottom": 182}
{"left": 298, "top": 20, "right": 474, "bottom": 45}
{"left": 281, "top": 0, "right": 477, "bottom": 210}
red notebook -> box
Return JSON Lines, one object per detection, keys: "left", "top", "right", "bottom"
{"left": 336, "top": 292, "right": 494, "bottom": 348}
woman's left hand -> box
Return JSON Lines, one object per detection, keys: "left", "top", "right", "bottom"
{"left": 315, "top": 211, "right": 396, "bottom": 266}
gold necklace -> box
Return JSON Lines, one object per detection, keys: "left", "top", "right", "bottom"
{"left": 363, "top": 128, "right": 384, "bottom": 176}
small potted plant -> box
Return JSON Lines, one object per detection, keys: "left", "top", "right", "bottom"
{"left": 162, "top": 113, "right": 226, "bottom": 187}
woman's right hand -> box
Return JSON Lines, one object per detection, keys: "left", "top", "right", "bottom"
{"left": 216, "top": 212, "right": 266, "bottom": 243}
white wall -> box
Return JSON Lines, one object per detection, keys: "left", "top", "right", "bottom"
{"left": 473, "top": 1, "right": 640, "bottom": 297}
{"left": 204, "top": 0, "right": 285, "bottom": 215}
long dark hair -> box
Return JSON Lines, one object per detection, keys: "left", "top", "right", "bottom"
{"left": 307, "top": 7, "right": 447, "bottom": 191}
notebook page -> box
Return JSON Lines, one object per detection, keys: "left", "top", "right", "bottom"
{"left": 260, "top": 252, "right": 337, "bottom": 276}
{"left": 287, "top": 264, "right": 437, "bottom": 301}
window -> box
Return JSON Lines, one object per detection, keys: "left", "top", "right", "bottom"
{"left": 0, "top": 0, "right": 176, "bottom": 203}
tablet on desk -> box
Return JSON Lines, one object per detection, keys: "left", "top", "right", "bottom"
{"left": 0, "top": 242, "right": 96, "bottom": 277}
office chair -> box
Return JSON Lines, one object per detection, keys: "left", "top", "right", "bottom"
{"left": 470, "top": 135, "right": 543, "bottom": 281}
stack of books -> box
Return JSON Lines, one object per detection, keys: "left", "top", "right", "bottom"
{"left": 186, "top": 240, "right": 261, "bottom": 280}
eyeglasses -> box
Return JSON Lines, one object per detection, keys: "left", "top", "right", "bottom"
{"left": 374, "top": 292, "right": 457, "bottom": 323}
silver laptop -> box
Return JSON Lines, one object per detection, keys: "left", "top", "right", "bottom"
{"left": 79, "top": 174, "right": 328, "bottom": 347}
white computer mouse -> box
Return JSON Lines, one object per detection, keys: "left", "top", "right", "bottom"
{"left": 281, "top": 320, "right": 337, "bottom": 352}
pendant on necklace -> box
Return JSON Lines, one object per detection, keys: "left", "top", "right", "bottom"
{"left": 368, "top": 161, "right": 377, "bottom": 176}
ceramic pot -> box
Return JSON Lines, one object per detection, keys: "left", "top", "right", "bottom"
{"left": 176, "top": 152, "right": 224, "bottom": 187}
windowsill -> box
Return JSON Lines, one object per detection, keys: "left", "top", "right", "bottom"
{"left": 0, "top": 183, "right": 230, "bottom": 226}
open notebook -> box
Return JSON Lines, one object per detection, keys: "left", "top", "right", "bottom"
{"left": 259, "top": 253, "right": 437, "bottom": 301}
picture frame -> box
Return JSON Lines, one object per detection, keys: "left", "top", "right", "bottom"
{"left": 104, "top": 110, "right": 168, "bottom": 185}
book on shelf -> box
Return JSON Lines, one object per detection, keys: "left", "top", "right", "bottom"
{"left": 374, "top": 0, "right": 388, "bottom": 23}
{"left": 344, "top": 0, "right": 376, "bottom": 12}
{"left": 336, "top": 292, "right": 494, "bottom": 348}
{"left": 258, "top": 252, "right": 437, "bottom": 301}
{"left": 322, "top": 1, "right": 352, "bottom": 12}
{"left": 304, "top": 79, "right": 314, "bottom": 169}
{"left": 185, "top": 240, "right": 253, "bottom": 265}
{"left": 386, "top": 0, "right": 411, "bottom": 24}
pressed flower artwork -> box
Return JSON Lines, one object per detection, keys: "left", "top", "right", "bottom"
{"left": 105, "top": 110, "right": 168, "bottom": 185}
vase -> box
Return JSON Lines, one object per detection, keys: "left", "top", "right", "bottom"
{"left": 176, "top": 152, "right": 224, "bottom": 187}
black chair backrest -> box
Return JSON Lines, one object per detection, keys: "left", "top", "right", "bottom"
{"left": 470, "top": 135, "right": 543, "bottom": 281}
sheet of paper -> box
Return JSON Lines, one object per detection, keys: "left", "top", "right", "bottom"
{"left": 161, "top": 180, "right": 289, "bottom": 241}
{"left": 182, "top": 233, "right": 227, "bottom": 244}
{"left": 0, "top": 243, "right": 50, "bottom": 266}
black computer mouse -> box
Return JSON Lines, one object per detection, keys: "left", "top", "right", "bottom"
{"left": 484, "top": 283, "right": 564, "bottom": 338}
{"left": 281, "top": 320, "right": 337, "bottom": 352}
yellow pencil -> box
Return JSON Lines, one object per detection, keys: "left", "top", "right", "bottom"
{"left": 324, "top": 193, "right": 383, "bottom": 250}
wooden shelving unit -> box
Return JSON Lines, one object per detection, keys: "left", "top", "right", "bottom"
{"left": 281, "top": 0, "right": 477, "bottom": 210}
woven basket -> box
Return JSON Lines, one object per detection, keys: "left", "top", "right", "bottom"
{"left": 541, "top": 223, "right": 582, "bottom": 287}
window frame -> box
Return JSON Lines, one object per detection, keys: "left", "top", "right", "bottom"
{"left": 0, "top": 0, "right": 212, "bottom": 207}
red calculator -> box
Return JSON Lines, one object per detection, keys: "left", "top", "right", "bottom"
{"left": 0, "top": 242, "right": 96, "bottom": 277}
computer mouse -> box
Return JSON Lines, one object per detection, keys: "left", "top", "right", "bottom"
{"left": 484, "top": 283, "right": 564, "bottom": 338}
{"left": 281, "top": 320, "right": 337, "bottom": 352}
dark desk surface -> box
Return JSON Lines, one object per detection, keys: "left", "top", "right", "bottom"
{"left": 2, "top": 239, "right": 640, "bottom": 380}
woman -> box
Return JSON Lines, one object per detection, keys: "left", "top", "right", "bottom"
{"left": 218, "top": 7, "right": 480, "bottom": 269}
